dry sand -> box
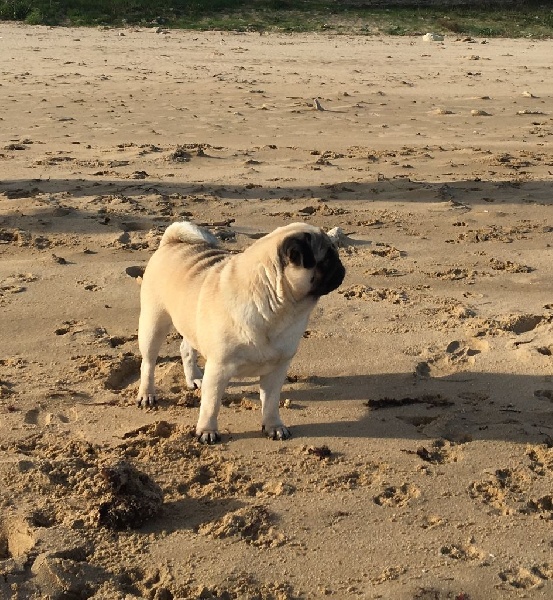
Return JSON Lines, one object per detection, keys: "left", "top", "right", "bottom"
{"left": 1, "top": 23, "right": 552, "bottom": 599}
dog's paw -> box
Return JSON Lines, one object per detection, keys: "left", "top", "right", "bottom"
{"left": 263, "top": 424, "right": 291, "bottom": 441}
{"left": 197, "top": 430, "right": 221, "bottom": 445}
{"left": 184, "top": 377, "right": 202, "bottom": 390}
{"left": 137, "top": 394, "right": 157, "bottom": 409}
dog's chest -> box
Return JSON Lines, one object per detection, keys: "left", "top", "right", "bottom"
{"left": 234, "top": 315, "right": 308, "bottom": 377}
{"left": 234, "top": 345, "right": 295, "bottom": 377}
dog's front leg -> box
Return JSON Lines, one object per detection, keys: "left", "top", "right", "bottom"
{"left": 195, "top": 361, "right": 232, "bottom": 444}
{"left": 260, "top": 360, "right": 292, "bottom": 440}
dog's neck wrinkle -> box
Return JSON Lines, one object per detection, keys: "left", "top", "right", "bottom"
{"left": 229, "top": 254, "right": 301, "bottom": 330}
{"left": 242, "top": 261, "right": 293, "bottom": 324}
{"left": 254, "top": 263, "right": 285, "bottom": 320}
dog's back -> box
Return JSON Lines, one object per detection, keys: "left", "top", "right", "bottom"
{"left": 141, "top": 223, "right": 228, "bottom": 344}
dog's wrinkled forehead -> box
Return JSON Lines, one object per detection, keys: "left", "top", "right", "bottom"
{"left": 308, "top": 229, "right": 334, "bottom": 261}
{"left": 278, "top": 228, "right": 333, "bottom": 269}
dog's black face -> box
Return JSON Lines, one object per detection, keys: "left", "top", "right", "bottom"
{"left": 310, "top": 243, "right": 346, "bottom": 296}
{"left": 279, "top": 231, "right": 345, "bottom": 298}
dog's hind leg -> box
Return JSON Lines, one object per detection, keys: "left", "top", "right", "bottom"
{"left": 137, "top": 305, "right": 172, "bottom": 408}
{"left": 180, "top": 337, "right": 203, "bottom": 389}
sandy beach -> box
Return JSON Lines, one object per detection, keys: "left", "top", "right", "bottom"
{"left": 1, "top": 23, "right": 552, "bottom": 599}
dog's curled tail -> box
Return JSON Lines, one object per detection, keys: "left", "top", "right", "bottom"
{"left": 160, "top": 221, "right": 219, "bottom": 248}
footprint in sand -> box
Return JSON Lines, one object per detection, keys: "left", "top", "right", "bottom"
{"left": 0, "top": 273, "right": 39, "bottom": 304}
{"left": 409, "top": 440, "right": 462, "bottom": 465}
{"left": 496, "top": 313, "right": 543, "bottom": 335}
{"left": 468, "top": 466, "right": 546, "bottom": 517}
{"left": 198, "top": 505, "right": 286, "bottom": 548}
{"left": 418, "top": 337, "right": 489, "bottom": 377}
{"left": 440, "top": 541, "right": 484, "bottom": 562}
{"left": 0, "top": 228, "right": 32, "bottom": 246}
{"left": 72, "top": 353, "right": 141, "bottom": 392}
{"left": 499, "top": 565, "right": 551, "bottom": 590}
{"left": 102, "top": 354, "right": 142, "bottom": 391}
{"left": 340, "top": 284, "right": 410, "bottom": 304}
{"left": 77, "top": 280, "right": 101, "bottom": 292}
{"left": 526, "top": 494, "right": 553, "bottom": 520}
{"left": 489, "top": 257, "right": 533, "bottom": 273}
{"left": 420, "top": 515, "right": 444, "bottom": 530}
{"left": 527, "top": 445, "right": 553, "bottom": 476}
{"left": 534, "top": 389, "right": 553, "bottom": 402}
{"left": 374, "top": 483, "right": 420, "bottom": 507}
{"left": 54, "top": 320, "right": 83, "bottom": 336}
{"left": 104, "top": 354, "right": 141, "bottom": 391}
{"left": 24, "top": 408, "right": 71, "bottom": 426}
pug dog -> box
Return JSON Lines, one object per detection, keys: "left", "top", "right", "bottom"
{"left": 137, "top": 221, "right": 345, "bottom": 444}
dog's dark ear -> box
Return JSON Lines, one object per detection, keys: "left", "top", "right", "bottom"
{"left": 279, "top": 233, "right": 316, "bottom": 269}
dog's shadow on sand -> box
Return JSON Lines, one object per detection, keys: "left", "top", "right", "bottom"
{"left": 225, "top": 371, "right": 553, "bottom": 446}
